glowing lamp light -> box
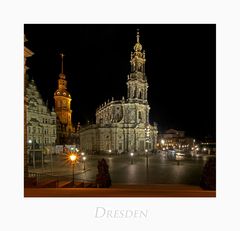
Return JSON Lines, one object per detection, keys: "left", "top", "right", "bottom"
{"left": 109, "top": 149, "right": 112, "bottom": 153}
{"left": 81, "top": 152, "right": 85, "bottom": 156}
{"left": 130, "top": 153, "right": 134, "bottom": 156}
{"left": 28, "top": 139, "right": 32, "bottom": 144}
{"left": 161, "top": 139, "right": 165, "bottom": 145}
{"left": 69, "top": 154, "right": 77, "bottom": 162}
{"left": 83, "top": 156, "right": 86, "bottom": 161}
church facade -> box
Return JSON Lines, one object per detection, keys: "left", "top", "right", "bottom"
{"left": 80, "top": 31, "right": 158, "bottom": 154}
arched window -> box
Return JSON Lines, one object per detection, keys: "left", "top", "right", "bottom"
{"left": 134, "top": 88, "right": 137, "bottom": 98}
{"left": 138, "top": 111, "right": 142, "bottom": 120}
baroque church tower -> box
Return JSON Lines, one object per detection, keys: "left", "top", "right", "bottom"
{"left": 126, "top": 30, "right": 150, "bottom": 125}
{"left": 54, "top": 54, "right": 73, "bottom": 133}
{"left": 127, "top": 30, "right": 148, "bottom": 104}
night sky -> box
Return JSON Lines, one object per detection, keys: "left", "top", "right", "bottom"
{"left": 24, "top": 24, "right": 216, "bottom": 139}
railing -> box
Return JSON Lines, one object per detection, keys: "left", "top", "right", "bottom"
{"left": 27, "top": 171, "right": 96, "bottom": 188}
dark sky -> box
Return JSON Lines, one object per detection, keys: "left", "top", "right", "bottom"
{"left": 24, "top": 24, "right": 216, "bottom": 139}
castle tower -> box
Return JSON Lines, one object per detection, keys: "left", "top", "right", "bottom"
{"left": 54, "top": 54, "right": 72, "bottom": 132}
{"left": 127, "top": 29, "right": 148, "bottom": 103}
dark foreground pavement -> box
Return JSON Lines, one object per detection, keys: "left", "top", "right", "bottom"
{"left": 25, "top": 184, "right": 216, "bottom": 197}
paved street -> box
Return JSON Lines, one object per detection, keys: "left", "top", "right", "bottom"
{"left": 29, "top": 153, "right": 211, "bottom": 186}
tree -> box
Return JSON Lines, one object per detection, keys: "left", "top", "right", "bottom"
{"left": 200, "top": 157, "right": 216, "bottom": 190}
{"left": 96, "top": 159, "right": 111, "bottom": 188}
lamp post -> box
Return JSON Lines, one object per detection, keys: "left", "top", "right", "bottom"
{"left": 130, "top": 152, "right": 134, "bottom": 165}
{"left": 81, "top": 152, "right": 84, "bottom": 163}
{"left": 161, "top": 139, "right": 165, "bottom": 149}
{"left": 145, "top": 149, "right": 148, "bottom": 169}
{"left": 69, "top": 153, "right": 77, "bottom": 186}
{"left": 41, "top": 144, "right": 44, "bottom": 172}
{"left": 83, "top": 156, "right": 86, "bottom": 170}
{"left": 28, "top": 139, "right": 36, "bottom": 169}
{"left": 50, "top": 142, "right": 54, "bottom": 175}
{"left": 28, "top": 139, "right": 32, "bottom": 167}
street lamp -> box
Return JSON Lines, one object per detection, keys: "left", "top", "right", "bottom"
{"left": 28, "top": 139, "right": 36, "bottom": 169}
{"left": 130, "top": 152, "right": 134, "bottom": 165}
{"left": 69, "top": 153, "right": 77, "bottom": 186}
{"left": 83, "top": 156, "right": 86, "bottom": 170}
{"left": 145, "top": 149, "right": 148, "bottom": 169}
{"left": 28, "top": 139, "right": 32, "bottom": 167}
{"left": 81, "top": 152, "right": 85, "bottom": 163}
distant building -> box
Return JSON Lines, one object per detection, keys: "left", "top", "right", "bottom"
{"left": 80, "top": 31, "right": 158, "bottom": 154}
{"left": 158, "top": 129, "right": 193, "bottom": 150}
{"left": 27, "top": 78, "right": 57, "bottom": 164}
{"left": 198, "top": 137, "right": 216, "bottom": 154}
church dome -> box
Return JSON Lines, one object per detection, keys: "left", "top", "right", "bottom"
{"left": 134, "top": 42, "right": 142, "bottom": 52}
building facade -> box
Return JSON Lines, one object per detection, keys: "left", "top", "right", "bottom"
{"left": 24, "top": 36, "right": 34, "bottom": 177}
{"left": 158, "top": 129, "right": 193, "bottom": 151}
{"left": 80, "top": 31, "right": 158, "bottom": 154}
{"left": 27, "top": 79, "right": 57, "bottom": 160}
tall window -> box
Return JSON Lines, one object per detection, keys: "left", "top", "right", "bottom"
{"left": 134, "top": 88, "right": 137, "bottom": 98}
{"left": 138, "top": 111, "right": 142, "bottom": 120}
{"left": 118, "top": 143, "right": 122, "bottom": 150}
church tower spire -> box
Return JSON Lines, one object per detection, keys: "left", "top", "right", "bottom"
{"left": 54, "top": 54, "right": 73, "bottom": 133}
{"left": 58, "top": 53, "right": 67, "bottom": 90}
{"left": 127, "top": 29, "right": 148, "bottom": 103}
{"left": 61, "top": 53, "right": 64, "bottom": 74}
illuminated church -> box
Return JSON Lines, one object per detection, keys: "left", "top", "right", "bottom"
{"left": 80, "top": 31, "right": 158, "bottom": 154}
{"left": 54, "top": 54, "right": 80, "bottom": 144}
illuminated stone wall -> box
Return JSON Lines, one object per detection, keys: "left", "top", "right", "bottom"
{"left": 27, "top": 79, "right": 57, "bottom": 151}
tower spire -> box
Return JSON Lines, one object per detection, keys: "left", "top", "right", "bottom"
{"left": 136, "top": 29, "right": 140, "bottom": 43}
{"left": 127, "top": 30, "right": 148, "bottom": 102}
{"left": 134, "top": 29, "right": 142, "bottom": 52}
{"left": 60, "top": 53, "right": 64, "bottom": 74}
